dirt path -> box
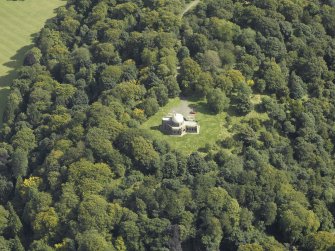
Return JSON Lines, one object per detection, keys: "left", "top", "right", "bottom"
{"left": 181, "top": 0, "right": 200, "bottom": 17}
{"left": 169, "top": 99, "right": 193, "bottom": 117}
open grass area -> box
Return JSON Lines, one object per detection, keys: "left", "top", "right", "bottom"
{"left": 141, "top": 97, "right": 270, "bottom": 155}
{"left": 141, "top": 98, "right": 231, "bottom": 155}
{"left": 0, "top": 0, "right": 64, "bottom": 124}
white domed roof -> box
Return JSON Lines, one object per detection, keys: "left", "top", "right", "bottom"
{"left": 172, "top": 113, "right": 184, "bottom": 124}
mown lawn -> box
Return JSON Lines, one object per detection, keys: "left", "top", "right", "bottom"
{"left": 0, "top": 0, "right": 64, "bottom": 124}
{"left": 141, "top": 97, "right": 231, "bottom": 155}
{"left": 141, "top": 96, "right": 271, "bottom": 155}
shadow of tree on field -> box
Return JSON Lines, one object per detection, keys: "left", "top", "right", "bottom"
{"left": 0, "top": 44, "right": 35, "bottom": 86}
{"left": 189, "top": 101, "right": 214, "bottom": 116}
{"left": 0, "top": 4, "right": 63, "bottom": 125}
{"left": 0, "top": 40, "right": 36, "bottom": 124}
{"left": 150, "top": 125, "right": 161, "bottom": 131}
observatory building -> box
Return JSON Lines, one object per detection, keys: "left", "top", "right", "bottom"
{"left": 161, "top": 112, "right": 200, "bottom": 136}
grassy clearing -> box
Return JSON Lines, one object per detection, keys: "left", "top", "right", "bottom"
{"left": 141, "top": 97, "right": 270, "bottom": 155}
{"left": 141, "top": 98, "right": 231, "bottom": 155}
{"left": 0, "top": 0, "right": 64, "bottom": 124}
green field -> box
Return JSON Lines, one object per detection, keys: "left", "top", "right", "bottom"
{"left": 0, "top": 0, "right": 64, "bottom": 124}
{"left": 141, "top": 97, "right": 270, "bottom": 155}
{"left": 141, "top": 98, "right": 231, "bottom": 155}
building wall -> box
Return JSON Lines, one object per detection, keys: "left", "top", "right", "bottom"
{"left": 162, "top": 118, "right": 199, "bottom": 136}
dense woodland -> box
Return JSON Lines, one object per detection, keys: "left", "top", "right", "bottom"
{"left": 2, "top": 0, "right": 335, "bottom": 250}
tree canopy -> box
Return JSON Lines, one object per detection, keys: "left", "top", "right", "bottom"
{"left": 1, "top": 0, "right": 335, "bottom": 250}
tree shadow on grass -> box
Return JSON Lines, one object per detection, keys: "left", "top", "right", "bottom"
{"left": 150, "top": 125, "right": 161, "bottom": 131}
{"left": 226, "top": 107, "right": 239, "bottom": 117}
{"left": 0, "top": 44, "right": 35, "bottom": 84}
{"left": 181, "top": 94, "right": 208, "bottom": 103}
{"left": 0, "top": 40, "right": 36, "bottom": 125}
{"left": 0, "top": 4, "right": 64, "bottom": 125}
{"left": 189, "top": 101, "right": 215, "bottom": 115}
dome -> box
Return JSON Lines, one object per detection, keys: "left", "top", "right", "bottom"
{"left": 172, "top": 113, "right": 184, "bottom": 124}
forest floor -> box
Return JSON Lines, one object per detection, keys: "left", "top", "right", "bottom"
{"left": 0, "top": 0, "right": 64, "bottom": 125}
{"left": 181, "top": 0, "right": 200, "bottom": 17}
